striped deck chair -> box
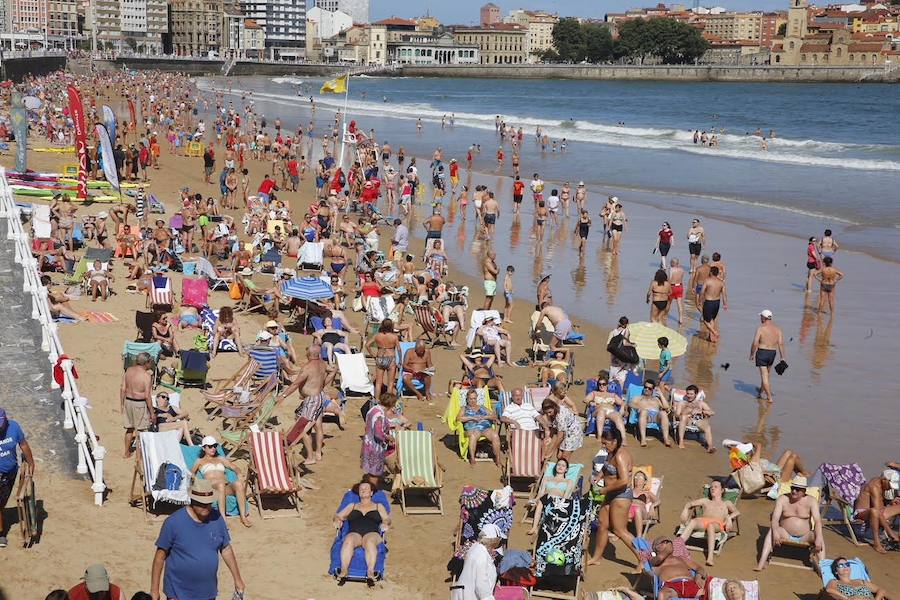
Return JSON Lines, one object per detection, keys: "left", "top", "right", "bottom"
{"left": 202, "top": 359, "right": 259, "bottom": 420}
{"left": 220, "top": 373, "right": 278, "bottom": 430}
{"left": 413, "top": 303, "right": 456, "bottom": 347}
{"left": 248, "top": 345, "right": 281, "bottom": 382}
{"left": 148, "top": 275, "right": 173, "bottom": 311}
{"left": 504, "top": 428, "right": 544, "bottom": 498}
{"left": 248, "top": 430, "right": 301, "bottom": 518}
{"left": 396, "top": 429, "right": 444, "bottom": 515}
{"left": 220, "top": 393, "right": 280, "bottom": 458}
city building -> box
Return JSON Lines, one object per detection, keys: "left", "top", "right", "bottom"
{"left": 387, "top": 31, "right": 479, "bottom": 64}
{"left": 240, "top": 0, "right": 305, "bottom": 59}
{"left": 305, "top": 6, "right": 352, "bottom": 60}
{"left": 10, "top": 0, "right": 49, "bottom": 38}
{"left": 771, "top": 0, "right": 894, "bottom": 65}
{"left": 223, "top": 10, "right": 265, "bottom": 58}
{"left": 91, "top": 0, "right": 166, "bottom": 53}
{"left": 415, "top": 14, "right": 440, "bottom": 32}
{"left": 702, "top": 12, "right": 763, "bottom": 42}
{"left": 373, "top": 16, "right": 417, "bottom": 42}
{"left": 320, "top": 22, "right": 385, "bottom": 64}
{"left": 480, "top": 2, "right": 500, "bottom": 26}
{"left": 314, "top": 0, "right": 368, "bottom": 25}
{"left": 170, "top": 0, "right": 224, "bottom": 55}
{"left": 48, "top": 0, "right": 79, "bottom": 48}
{"left": 504, "top": 9, "right": 558, "bottom": 62}
{"left": 453, "top": 23, "right": 527, "bottom": 64}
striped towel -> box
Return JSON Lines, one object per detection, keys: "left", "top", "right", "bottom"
{"left": 85, "top": 311, "right": 119, "bottom": 323}
{"left": 150, "top": 276, "right": 173, "bottom": 306}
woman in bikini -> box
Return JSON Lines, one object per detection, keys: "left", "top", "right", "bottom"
{"left": 366, "top": 319, "right": 399, "bottom": 403}
{"left": 584, "top": 373, "right": 627, "bottom": 443}
{"left": 191, "top": 436, "right": 252, "bottom": 527}
{"left": 314, "top": 316, "right": 352, "bottom": 364}
{"left": 628, "top": 469, "right": 659, "bottom": 540}
{"left": 588, "top": 428, "right": 641, "bottom": 565}
{"left": 647, "top": 269, "right": 672, "bottom": 324}
{"left": 527, "top": 457, "right": 576, "bottom": 535}
{"left": 609, "top": 204, "right": 627, "bottom": 256}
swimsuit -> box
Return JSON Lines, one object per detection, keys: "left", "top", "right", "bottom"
{"left": 347, "top": 507, "right": 382, "bottom": 537}
{"left": 375, "top": 355, "right": 395, "bottom": 370}
{"left": 755, "top": 349, "right": 777, "bottom": 367}
{"left": 578, "top": 223, "right": 590, "bottom": 239}
{"left": 653, "top": 300, "right": 668, "bottom": 311}
{"left": 835, "top": 583, "right": 874, "bottom": 598}
{"left": 669, "top": 284, "right": 683, "bottom": 300}
{"left": 484, "top": 213, "right": 496, "bottom": 225}
{"left": 663, "top": 578, "right": 700, "bottom": 598}
{"left": 200, "top": 462, "right": 226, "bottom": 475}
{"left": 702, "top": 299, "right": 720, "bottom": 323}
{"left": 821, "top": 283, "right": 834, "bottom": 293}
{"left": 602, "top": 460, "right": 634, "bottom": 501}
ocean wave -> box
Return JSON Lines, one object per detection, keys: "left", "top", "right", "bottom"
{"left": 214, "top": 84, "right": 900, "bottom": 173}
{"left": 270, "top": 77, "right": 304, "bottom": 85}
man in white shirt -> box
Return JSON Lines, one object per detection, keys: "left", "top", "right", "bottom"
{"left": 530, "top": 173, "right": 544, "bottom": 204}
{"left": 392, "top": 218, "right": 409, "bottom": 256}
{"left": 500, "top": 388, "right": 539, "bottom": 430}
{"left": 451, "top": 524, "right": 503, "bottom": 600}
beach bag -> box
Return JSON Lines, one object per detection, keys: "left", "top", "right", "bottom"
{"left": 733, "top": 462, "right": 765, "bottom": 494}
{"left": 607, "top": 334, "right": 638, "bottom": 364}
{"left": 229, "top": 282, "right": 242, "bottom": 300}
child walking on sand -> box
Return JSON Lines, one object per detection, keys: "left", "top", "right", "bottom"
{"left": 503, "top": 265, "right": 515, "bottom": 323}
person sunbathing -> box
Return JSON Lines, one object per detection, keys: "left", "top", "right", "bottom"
{"left": 629, "top": 469, "right": 659, "bottom": 542}
{"left": 178, "top": 305, "right": 201, "bottom": 330}
{"left": 825, "top": 556, "right": 889, "bottom": 600}
{"left": 853, "top": 470, "right": 900, "bottom": 554}
{"left": 673, "top": 385, "right": 716, "bottom": 452}
{"left": 584, "top": 373, "right": 627, "bottom": 443}
{"left": 722, "top": 580, "right": 748, "bottom": 600}
{"left": 191, "top": 436, "right": 252, "bottom": 528}
{"left": 314, "top": 316, "right": 352, "bottom": 364}
{"left": 650, "top": 536, "right": 708, "bottom": 599}
{"left": 333, "top": 480, "right": 391, "bottom": 587}
{"left": 630, "top": 379, "right": 671, "bottom": 447}
{"left": 477, "top": 316, "right": 513, "bottom": 366}
{"left": 458, "top": 388, "right": 501, "bottom": 467}
{"left": 211, "top": 306, "right": 243, "bottom": 357}
{"left": 459, "top": 351, "right": 504, "bottom": 391}
{"left": 678, "top": 480, "right": 739, "bottom": 566}
{"left": 48, "top": 286, "right": 84, "bottom": 322}
{"left": 538, "top": 349, "right": 571, "bottom": 385}
{"left": 87, "top": 259, "right": 113, "bottom": 301}
{"left": 400, "top": 340, "right": 434, "bottom": 402}
{"left": 152, "top": 392, "right": 192, "bottom": 445}
{"left": 754, "top": 475, "right": 824, "bottom": 570}
{"left": 152, "top": 312, "right": 179, "bottom": 356}
{"left": 527, "top": 458, "right": 576, "bottom": 535}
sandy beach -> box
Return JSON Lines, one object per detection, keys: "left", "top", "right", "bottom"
{"left": 1, "top": 74, "right": 898, "bottom": 600}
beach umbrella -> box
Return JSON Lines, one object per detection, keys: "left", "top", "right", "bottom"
{"left": 281, "top": 276, "right": 334, "bottom": 301}
{"left": 608, "top": 321, "right": 687, "bottom": 361}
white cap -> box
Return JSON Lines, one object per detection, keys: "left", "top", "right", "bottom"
{"left": 760, "top": 309, "right": 773, "bottom": 319}
{"left": 256, "top": 330, "right": 273, "bottom": 341}
{"left": 201, "top": 435, "right": 218, "bottom": 447}
{"left": 883, "top": 470, "right": 900, "bottom": 491}
{"left": 479, "top": 523, "right": 505, "bottom": 540}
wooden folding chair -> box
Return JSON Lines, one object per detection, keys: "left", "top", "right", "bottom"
{"left": 396, "top": 429, "right": 444, "bottom": 515}
{"left": 248, "top": 430, "right": 302, "bottom": 518}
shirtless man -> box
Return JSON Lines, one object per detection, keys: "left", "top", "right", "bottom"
{"left": 816, "top": 256, "right": 844, "bottom": 315}
{"left": 284, "top": 229, "right": 303, "bottom": 259}
{"left": 535, "top": 302, "right": 575, "bottom": 351}
{"left": 631, "top": 379, "right": 671, "bottom": 447}
{"left": 678, "top": 480, "right": 740, "bottom": 565}
{"left": 537, "top": 275, "right": 553, "bottom": 308}
{"left": 423, "top": 206, "right": 445, "bottom": 244}
{"left": 750, "top": 309, "right": 785, "bottom": 402}
{"left": 121, "top": 352, "right": 154, "bottom": 457}
{"left": 277, "top": 345, "right": 336, "bottom": 465}
{"left": 690, "top": 255, "right": 710, "bottom": 309}
{"left": 482, "top": 251, "right": 499, "bottom": 310}
{"left": 651, "top": 536, "right": 708, "bottom": 599}
{"left": 755, "top": 475, "right": 824, "bottom": 571}
{"left": 687, "top": 218, "right": 705, "bottom": 273}
{"left": 853, "top": 470, "right": 900, "bottom": 553}
{"left": 401, "top": 340, "right": 435, "bottom": 402}
{"left": 709, "top": 252, "right": 726, "bottom": 280}
{"left": 481, "top": 192, "right": 500, "bottom": 239}
{"left": 674, "top": 385, "right": 716, "bottom": 452}
{"left": 668, "top": 258, "right": 686, "bottom": 324}
{"left": 698, "top": 266, "right": 726, "bottom": 343}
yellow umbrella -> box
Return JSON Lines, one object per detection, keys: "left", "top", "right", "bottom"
{"left": 607, "top": 321, "right": 687, "bottom": 361}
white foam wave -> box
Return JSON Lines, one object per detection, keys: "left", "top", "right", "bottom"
{"left": 213, "top": 84, "right": 900, "bottom": 173}
{"left": 270, "top": 77, "right": 304, "bottom": 85}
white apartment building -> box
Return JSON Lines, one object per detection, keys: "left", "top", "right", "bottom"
{"left": 241, "top": 0, "right": 306, "bottom": 59}
{"left": 313, "top": 0, "right": 368, "bottom": 24}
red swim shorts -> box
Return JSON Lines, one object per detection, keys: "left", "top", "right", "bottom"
{"left": 669, "top": 284, "right": 684, "bottom": 300}
{"left": 663, "top": 579, "right": 700, "bottom": 598}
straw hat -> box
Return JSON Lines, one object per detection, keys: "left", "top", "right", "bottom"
{"left": 190, "top": 478, "right": 216, "bottom": 505}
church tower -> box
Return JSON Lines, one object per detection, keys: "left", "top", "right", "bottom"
{"left": 783, "top": 0, "right": 808, "bottom": 64}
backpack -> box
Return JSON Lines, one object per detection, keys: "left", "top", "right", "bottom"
{"left": 152, "top": 462, "right": 183, "bottom": 491}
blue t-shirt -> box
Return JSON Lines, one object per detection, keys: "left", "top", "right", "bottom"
{"left": 0, "top": 421, "right": 26, "bottom": 474}
{"left": 156, "top": 507, "right": 231, "bottom": 600}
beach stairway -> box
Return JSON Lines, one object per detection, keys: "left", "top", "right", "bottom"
{"left": 0, "top": 219, "right": 77, "bottom": 476}
{"left": 222, "top": 58, "right": 236, "bottom": 77}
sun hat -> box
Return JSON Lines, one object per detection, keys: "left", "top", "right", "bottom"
{"left": 789, "top": 475, "right": 808, "bottom": 489}
{"left": 201, "top": 435, "right": 218, "bottom": 447}
{"left": 256, "top": 330, "right": 273, "bottom": 341}
{"left": 240, "top": 267, "right": 253, "bottom": 276}
{"left": 883, "top": 470, "right": 900, "bottom": 491}
{"left": 265, "top": 320, "right": 279, "bottom": 328}
{"left": 190, "top": 478, "right": 216, "bottom": 505}
{"left": 760, "top": 309, "right": 773, "bottom": 319}
{"left": 83, "top": 564, "right": 111, "bottom": 593}
{"left": 578, "top": 181, "right": 585, "bottom": 186}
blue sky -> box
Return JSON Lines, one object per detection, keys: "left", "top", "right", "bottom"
{"left": 371, "top": 0, "right": 787, "bottom": 23}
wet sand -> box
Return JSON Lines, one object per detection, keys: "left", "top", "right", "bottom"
{"left": 1, "top": 117, "right": 898, "bottom": 600}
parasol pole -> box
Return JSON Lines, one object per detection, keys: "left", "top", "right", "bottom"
{"left": 338, "top": 73, "right": 350, "bottom": 169}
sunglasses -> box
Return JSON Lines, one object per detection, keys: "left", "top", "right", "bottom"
{"left": 597, "top": 381, "right": 608, "bottom": 386}
{"left": 790, "top": 487, "right": 805, "bottom": 493}
{"left": 835, "top": 562, "right": 850, "bottom": 568}
{"left": 644, "top": 385, "right": 655, "bottom": 390}
{"left": 203, "top": 443, "right": 218, "bottom": 448}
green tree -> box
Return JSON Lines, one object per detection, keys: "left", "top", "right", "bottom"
{"left": 777, "top": 23, "right": 787, "bottom": 36}
{"left": 551, "top": 17, "right": 587, "bottom": 62}
{"left": 614, "top": 18, "right": 708, "bottom": 64}
{"left": 583, "top": 23, "right": 614, "bottom": 63}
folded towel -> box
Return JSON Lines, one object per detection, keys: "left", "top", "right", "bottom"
{"left": 140, "top": 430, "right": 191, "bottom": 506}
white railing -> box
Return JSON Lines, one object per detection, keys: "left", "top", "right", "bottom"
{"left": 0, "top": 167, "right": 106, "bottom": 506}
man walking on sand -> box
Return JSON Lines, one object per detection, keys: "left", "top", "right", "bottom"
{"left": 121, "top": 352, "right": 154, "bottom": 458}
{"left": 698, "top": 266, "right": 726, "bottom": 343}
{"left": 482, "top": 192, "right": 500, "bottom": 239}
{"left": 750, "top": 310, "right": 785, "bottom": 402}
{"left": 277, "top": 345, "right": 336, "bottom": 465}
{"left": 483, "top": 251, "right": 499, "bottom": 310}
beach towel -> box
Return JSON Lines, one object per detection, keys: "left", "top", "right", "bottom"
{"left": 818, "top": 463, "right": 866, "bottom": 504}
{"left": 33, "top": 204, "right": 52, "bottom": 238}
{"left": 366, "top": 295, "right": 397, "bottom": 324}
{"left": 329, "top": 489, "right": 390, "bottom": 579}
{"left": 336, "top": 353, "right": 374, "bottom": 396}
{"left": 534, "top": 496, "right": 592, "bottom": 577}
{"left": 139, "top": 430, "right": 190, "bottom": 506}
{"left": 454, "top": 486, "right": 515, "bottom": 559}
{"left": 299, "top": 241, "right": 324, "bottom": 268}
{"left": 84, "top": 311, "right": 119, "bottom": 323}
{"left": 466, "top": 309, "right": 502, "bottom": 349}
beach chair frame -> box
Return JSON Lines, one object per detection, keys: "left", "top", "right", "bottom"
{"left": 396, "top": 429, "right": 444, "bottom": 515}
{"left": 219, "top": 373, "right": 279, "bottom": 431}
{"left": 766, "top": 517, "right": 818, "bottom": 571}
{"left": 202, "top": 358, "right": 260, "bottom": 420}
{"left": 821, "top": 488, "right": 866, "bottom": 546}
{"left": 247, "top": 430, "right": 302, "bottom": 519}
{"left": 413, "top": 303, "right": 454, "bottom": 347}
{"left": 15, "top": 471, "right": 38, "bottom": 547}
{"left": 503, "top": 428, "right": 545, "bottom": 499}
{"left": 678, "top": 486, "right": 741, "bottom": 556}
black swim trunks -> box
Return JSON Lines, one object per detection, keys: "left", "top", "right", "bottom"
{"left": 702, "top": 299, "right": 720, "bottom": 323}
{"left": 484, "top": 214, "right": 496, "bottom": 225}
{"left": 513, "top": 194, "right": 523, "bottom": 204}
{"left": 755, "top": 348, "right": 777, "bottom": 367}
{"left": 689, "top": 242, "right": 702, "bottom": 256}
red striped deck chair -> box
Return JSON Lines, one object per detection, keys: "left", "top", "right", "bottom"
{"left": 248, "top": 430, "right": 301, "bottom": 519}
{"left": 202, "top": 358, "right": 259, "bottom": 420}
{"left": 149, "top": 276, "right": 173, "bottom": 311}
{"left": 504, "top": 429, "right": 543, "bottom": 498}
{"left": 413, "top": 304, "right": 455, "bottom": 347}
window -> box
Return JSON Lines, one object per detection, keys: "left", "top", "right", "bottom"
{"left": 801, "top": 53, "right": 806, "bottom": 61}
{"left": 789, "top": 41, "right": 794, "bottom": 49}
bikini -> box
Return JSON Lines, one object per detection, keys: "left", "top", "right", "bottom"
{"left": 835, "top": 583, "right": 873, "bottom": 598}
{"left": 200, "top": 462, "right": 225, "bottom": 475}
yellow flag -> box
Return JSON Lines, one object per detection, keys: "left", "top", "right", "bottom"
{"left": 320, "top": 75, "right": 348, "bottom": 94}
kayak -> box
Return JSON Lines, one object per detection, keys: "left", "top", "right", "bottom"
{"left": 33, "top": 147, "right": 75, "bottom": 153}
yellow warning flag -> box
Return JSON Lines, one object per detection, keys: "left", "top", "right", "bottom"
{"left": 320, "top": 75, "right": 348, "bottom": 94}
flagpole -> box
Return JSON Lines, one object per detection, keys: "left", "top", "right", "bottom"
{"left": 338, "top": 73, "right": 350, "bottom": 169}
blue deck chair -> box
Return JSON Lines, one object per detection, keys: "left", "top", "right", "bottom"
{"left": 584, "top": 378, "right": 628, "bottom": 436}
{"left": 177, "top": 350, "right": 210, "bottom": 388}
{"left": 182, "top": 444, "right": 246, "bottom": 517}
{"left": 396, "top": 341, "right": 425, "bottom": 398}
{"left": 329, "top": 488, "right": 389, "bottom": 582}
{"left": 634, "top": 537, "right": 697, "bottom": 600}
{"left": 626, "top": 383, "right": 662, "bottom": 434}
{"left": 248, "top": 345, "right": 281, "bottom": 381}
